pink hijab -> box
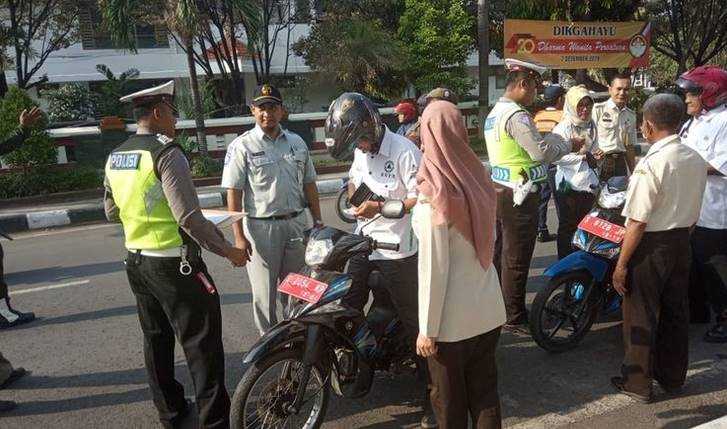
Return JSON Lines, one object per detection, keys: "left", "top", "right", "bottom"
{"left": 417, "top": 100, "right": 497, "bottom": 269}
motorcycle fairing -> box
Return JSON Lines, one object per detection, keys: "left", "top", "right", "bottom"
{"left": 544, "top": 250, "right": 610, "bottom": 281}
{"left": 242, "top": 321, "right": 306, "bottom": 365}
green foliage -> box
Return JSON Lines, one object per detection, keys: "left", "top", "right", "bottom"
{"left": 293, "top": 16, "right": 407, "bottom": 99}
{"left": 95, "top": 64, "right": 140, "bottom": 117}
{"left": 177, "top": 79, "right": 218, "bottom": 120}
{"left": 0, "top": 87, "right": 56, "bottom": 168}
{"left": 0, "top": 166, "right": 102, "bottom": 199}
{"left": 398, "top": 0, "right": 476, "bottom": 96}
{"left": 191, "top": 154, "right": 223, "bottom": 178}
{"left": 43, "top": 83, "right": 99, "bottom": 122}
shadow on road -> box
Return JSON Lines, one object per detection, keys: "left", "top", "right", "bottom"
{"left": 658, "top": 403, "right": 727, "bottom": 428}
{"left": 3, "top": 387, "right": 151, "bottom": 417}
{"left": 6, "top": 261, "right": 125, "bottom": 286}
{"left": 7, "top": 292, "right": 252, "bottom": 330}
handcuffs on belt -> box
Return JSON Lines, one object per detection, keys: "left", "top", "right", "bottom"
{"left": 179, "top": 245, "right": 193, "bottom": 276}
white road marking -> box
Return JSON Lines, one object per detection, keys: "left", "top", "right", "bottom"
{"left": 10, "top": 280, "right": 91, "bottom": 296}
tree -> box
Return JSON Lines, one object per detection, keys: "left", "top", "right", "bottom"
{"left": 398, "top": 0, "right": 476, "bottom": 96}
{"left": 102, "top": 0, "right": 257, "bottom": 154}
{"left": 645, "top": 0, "right": 727, "bottom": 76}
{"left": 0, "top": 86, "right": 56, "bottom": 169}
{"left": 293, "top": 16, "right": 406, "bottom": 100}
{"left": 43, "top": 83, "right": 98, "bottom": 122}
{"left": 0, "top": 0, "right": 81, "bottom": 95}
{"left": 95, "top": 64, "right": 140, "bottom": 117}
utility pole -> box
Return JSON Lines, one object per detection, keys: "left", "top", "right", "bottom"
{"left": 477, "top": 0, "right": 489, "bottom": 139}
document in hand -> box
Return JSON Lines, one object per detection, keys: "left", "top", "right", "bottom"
{"left": 202, "top": 209, "right": 246, "bottom": 229}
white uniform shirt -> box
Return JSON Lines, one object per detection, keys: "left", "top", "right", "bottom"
{"left": 680, "top": 105, "right": 727, "bottom": 229}
{"left": 349, "top": 127, "right": 422, "bottom": 260}
{"left": 593, "top": 98, "right": 637, "bottom": 154}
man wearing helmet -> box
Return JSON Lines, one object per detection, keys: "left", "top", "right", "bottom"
{"left": 325, "top": 93, "right": 435, "bottom": 427}
{"left": 484, "top": 59, "right": 584, "bottom": 332}
{"left": 676, "top": 65, "right": 727, "bottom": 342}
{"left": 394, "top": 99, "right": 418, "bottom": 137}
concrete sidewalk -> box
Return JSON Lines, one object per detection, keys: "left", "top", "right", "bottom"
{"left": 0, "top": 171, "right": 349, "bottom": 233}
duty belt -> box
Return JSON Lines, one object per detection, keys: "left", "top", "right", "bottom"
{"left": 248, "top": 211, "right": 302, "bottom": 221}
{"left": 491, "top": 164, "right": 547, "bottom": 184}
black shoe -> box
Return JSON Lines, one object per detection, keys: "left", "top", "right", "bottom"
{"left": 0, "top": 400, "right": 17, "bottom": 413}
{"left": 656, "top": 381, "right": 684, "bottom": 395}
{"left": 0, "top": 298, "right": 36, "bottom": 329}
{"left": 537, "top": 231, "right": 556, "bottom": 243}
{"left": 610, "top": 376, "right": 652, "bottom": 403}
{"left": 704, "top": 323, "right": 727, "bottom": 343}
{"left": 0, "top": 368, "right": 29, "bottom": 390}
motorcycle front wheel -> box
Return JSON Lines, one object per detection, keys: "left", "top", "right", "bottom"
{"left": 230, "top": 348, "right": 330, "bottom": 429}
{"left": 336, "top": 188, "right": 357, "bottom": 224}
{"left": 529, "top": 270, "right": 601, "bottom": 353}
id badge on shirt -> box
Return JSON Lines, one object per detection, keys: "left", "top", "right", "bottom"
{"left": 251, "top": 153, "right": 274, "bottom": 167}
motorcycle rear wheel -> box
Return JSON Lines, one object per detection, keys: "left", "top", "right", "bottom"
{"left": 530, "top": 271, "right": 601, "bottom": 353}
{"left": 336, "top": 188, "right": 357, "bottom": 224}
{"left": 231, "top": 348, "right": 330, "bottom": 429}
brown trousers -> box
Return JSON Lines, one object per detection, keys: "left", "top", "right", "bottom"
{"left": 428, "top": 328, "right": 502, "bottom": 429}
{"left": 556, "top": 191, "right": 595, "bottom": 260}
{"left": 622, "top": 228, "right": 691, "bottom": 396}
{"left": 494, "top": 185, "right": 539, "bottom": 325}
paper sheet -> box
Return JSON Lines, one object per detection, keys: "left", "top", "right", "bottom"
{"left": 202, "top": 209, "right": 245, "bottom": 228}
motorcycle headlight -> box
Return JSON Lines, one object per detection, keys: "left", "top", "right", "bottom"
{"left": 305, "top": 238, "right": 334, "bottom": 266}
{"left": 598, "top": 189, "right": 626, "bottom": 209}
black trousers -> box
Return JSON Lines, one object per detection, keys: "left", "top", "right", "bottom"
{"left": 494, "top": 185, "right": 540, "bottom": 325}
{"left": 427, "top": 328, "right": 502, "bottom": 429}
{"left": 0, "top": 242, "right": 7, "bottom": 299}
{"left": 599, "top": 152, "right": 629, "bottom": 182}
{"left": 125, "top": 252, "right": 230, "bottom": 429}
{"left": 691, "top": 227, "right": 727, "bottom": 321}
{"left": 621, "top": 229, "right": 691, "bottom": 396}
{"left": 556, "top": 191, "right": 595, "bottom": 260}
{"left": 537, "top": 166, "right": 557, "bottom": 234}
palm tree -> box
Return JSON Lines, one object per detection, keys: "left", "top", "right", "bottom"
{"left": 101, "top": 0, "right": 259, "bottom": 155}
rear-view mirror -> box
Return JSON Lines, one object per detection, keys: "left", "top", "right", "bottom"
{"left": 381, "top": 200, "right": 405, "bottom": 219}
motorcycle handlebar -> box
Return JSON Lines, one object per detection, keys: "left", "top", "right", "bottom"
{"left": 374, "top": 241, "right": 399, "bottom": 252}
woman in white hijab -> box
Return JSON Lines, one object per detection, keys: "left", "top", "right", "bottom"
{"left": 552, "top": 85, "right": 600, "bottom": 259}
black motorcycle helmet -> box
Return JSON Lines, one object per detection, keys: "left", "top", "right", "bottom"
{"left": 324, "top": 93, "right": 385, "bottom": 161}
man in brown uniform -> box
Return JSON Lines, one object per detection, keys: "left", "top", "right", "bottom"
{"left": 611, "top": 94, "right": 707, "bottom": 402}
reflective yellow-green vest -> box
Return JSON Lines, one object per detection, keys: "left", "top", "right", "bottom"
{"left": 104, "top": 134, "right": 182, "bottom": 250}
{"left": 484, "top": 100, "right": 547, "bottom": 186}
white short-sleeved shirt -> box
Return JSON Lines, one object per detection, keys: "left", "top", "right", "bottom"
{"left": 680, "top": 105, "right": 727, "bottom": 229}
{"left": 593, "top": 98, "right": 637, "bottom": 154}
{"left": 349, "top": 127, "right": 422, "bottom": 260}
{"left": 622, "top": 135, "right": 707, "bottom": 232}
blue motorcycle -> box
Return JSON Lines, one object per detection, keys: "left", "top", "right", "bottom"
{"left": 529, "top": 177, "right": 628, "bottom": 353}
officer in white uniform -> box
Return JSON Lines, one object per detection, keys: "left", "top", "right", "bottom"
{"left": 593, "top": 72, "right": 638, "bottom": 180}
{"left": 677, "top": 66, "right": 727, "bottom": 341}
{"left": 324, "top": 92, "right": 435, "bottom": 427}
{"left": 222, "top": 84, "right": 322, "bottom": 335}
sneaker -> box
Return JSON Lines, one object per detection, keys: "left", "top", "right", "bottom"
{"left": 503, "top": 323, "right": 530, "bottom": 336}
{"left": 0, "top": 298, "right": 35, "bottom": 329}
{"left": 421, "top": 411, "right": 438, "bottom": 428}
{"left": 704, "top": 323, "right": 727, "bottom": 343}
{"left": 0, "top": 400, "right": 17, "bottom": 413}
{"left": 610, "top": 376, "right": 652, "bottom": 403}
{"left": 537, "top": 231, "right": 556, "bottom": 243}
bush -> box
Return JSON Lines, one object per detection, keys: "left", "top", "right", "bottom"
{"left": 191, "top": 154, "right": 223, "bottom": 178}
{"left": 0, "top": 166, "right": 103, "bottom": 199}
{"left": 0, "top": 87, "right": 57, "bottom": 168}
{"left": 43, "top": 83, "right": 99, "bottom": 122}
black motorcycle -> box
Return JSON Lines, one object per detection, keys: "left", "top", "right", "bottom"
{"left": 230, "top": 201, "right": 413, "bottom": 429}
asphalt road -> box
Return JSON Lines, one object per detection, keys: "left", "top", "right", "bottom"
{"left": 1, "top": 197, "right": 727, "bottom": 429}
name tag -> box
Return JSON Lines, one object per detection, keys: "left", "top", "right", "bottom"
{"left": 109, "top": 153, "right": 141, "bottom": 170}
{"left": 251, "top": 155, "right": 273, "bottom": 167}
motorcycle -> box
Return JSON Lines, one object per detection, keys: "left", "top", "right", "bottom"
{"left": 529, "top": 176, "right": 628, "bottom": 353}
{"left": 335, "top": 178, "right": 357, "bottom": 224}
{"left": 230, "top": 201, "right": 415, "bottom": 429}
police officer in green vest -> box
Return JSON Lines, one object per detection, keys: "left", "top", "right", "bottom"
{"left": 484, "top": 60, "right": 584, "bottom": 332}
{"left": 104, "top": 81, "right": 248, "bottom": 429}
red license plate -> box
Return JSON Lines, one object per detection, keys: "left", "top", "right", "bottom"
{"left": 278, "top": 273, "right": 328, "bottom": 304}
{"left": 578, "top": 215, "right": 626, "bottom": 244}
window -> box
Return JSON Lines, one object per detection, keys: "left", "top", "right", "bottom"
{"left": 495, "top": 74, "right": 507, "bottom": 90}
{"left": 79, "top": 3, "right": 169, "bottom": 50}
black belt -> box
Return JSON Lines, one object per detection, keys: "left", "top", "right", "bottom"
{"left": 604, "top": 152, "right": 625, "bottom": 159}
{"left": 248, "top": 211, "right": 302, "bottom": 221}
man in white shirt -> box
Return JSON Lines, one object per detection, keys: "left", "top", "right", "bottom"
{"left": 593, "top": 72, "right": 638, "bottom": 180}
{"left": 676, "top": 66, "right": 727, "bottom": 342}
{"left": 324, "top": 93, "right": 434, "bottom": 427}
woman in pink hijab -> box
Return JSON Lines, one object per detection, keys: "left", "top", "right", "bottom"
{"left": 413, "top": 100, "right": 507, "bottom": 428}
